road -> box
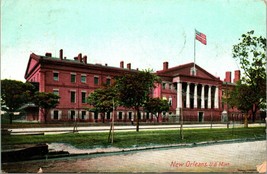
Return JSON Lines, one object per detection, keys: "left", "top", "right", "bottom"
{"left": 8, "top": 123, "right": 265, "bottom": 135}
{"left": 2, "top": 140, "right": 266, "bottom": 173}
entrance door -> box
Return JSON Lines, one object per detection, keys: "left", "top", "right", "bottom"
{"left": 198, "top": 112, "right": 204, "bottom": 122}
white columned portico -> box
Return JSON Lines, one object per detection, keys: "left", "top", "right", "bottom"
{"left": 214, "top": 86, "right": 219, "bottom": 108}
{"left": 186, "top": 83, "right": 190, "bottom": 108}
{"left": 194, "top": 84, "right": 198, "bottom": 108}
{"left": 201, "top": 85, "right": 205, "bottom": 108}
{"left": 176, "top": 81, "right": 182, "bottom": 117}
{"left": 208, "top": 85, "right": 212, "bottom": 108}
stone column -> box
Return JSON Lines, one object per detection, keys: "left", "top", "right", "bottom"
{"left": 176, "top": 81, "right": 182, "bottom": 117}
{"left": 186, "top": 82, "right": 190, "bottom": 108}
{"left": 201, "top": 84, "right": 205, "bottom": 108}
{"left": 194, "top": 84, "right": 198, "bottom": 108}
{"left": 208, "top": 85, "right": 211, "bottom": 108}
{"left": 214, "top": 86, "right": 219, "bottom": 108}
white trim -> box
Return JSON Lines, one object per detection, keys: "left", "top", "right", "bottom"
{"left": 50, "top": 110, "right": 53, "bottom": 119}
{"left": 59, "top": 110, "right": 62, "bottom": 120}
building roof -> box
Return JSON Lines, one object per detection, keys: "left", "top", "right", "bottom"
{"left": 24, "top": 53, "right": 138, "bottom": 79}
{"left": 156, "top": 62, "right": 222, "bottom": 83}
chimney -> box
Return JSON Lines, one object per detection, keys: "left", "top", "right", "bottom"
{"left": 233, "top": 70, "right": 240, "bottom": 83}
{"left": 105, "top": 63, "right": 108, "bottom": 66}
{"left": 120, "top": 61, "right": 124, "bottom": 68}
{"left": 224, "top": 71, "right": 231, "bottom": 83}
{"left": 78, "top": 53, "right": 82, "bottom": 62}
{"left": 163, "top": 62, "right": 169, "bottom": 70}
{"left": 83, "top": 55, "right": 87, "bottom": 64}
{"left": 127, "top": 63, "right": 131, "bottom": 70}
{"left": 45, "top": 53, "right": 52, "bottom": 57}
{"left": 59, "top": 49, "right": 63, "bottom": 60}
{"left": 74, "top": 57, "right": 78, "bottom": 61}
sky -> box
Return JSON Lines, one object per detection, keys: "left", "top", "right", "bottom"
{"left": 1, "top": 0, "right": 266, "bottom": 82}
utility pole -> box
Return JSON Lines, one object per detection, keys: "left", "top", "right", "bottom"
{"left": 210, "top": 111, "right": 213, "bottom": 129}
{"left": 108, "top": 98, "right": 115, "bottom": 144}
{"left": 180, "top": 107, "right": 184, "bottom": 140}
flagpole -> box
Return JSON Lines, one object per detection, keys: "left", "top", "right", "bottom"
{"left": 194, "top": 29, "right": 196, "bottom": 76}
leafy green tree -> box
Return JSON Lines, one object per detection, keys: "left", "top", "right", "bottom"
{"left": 87, "top": 85, "right": 118, "bottom": 123}
{"left": 33, "top": 92, "right": 60, "bottom": 123}
{"left": 228, "top": 82, "right": 255, "bottom": 127}
{"left": 1, "top": 79, "right": 36, "bottom": 124}
{"left": 115, "top": 70, "right": 160, "bottom": 132}
{"left": 144, "top": 98, "right": 169, "bottom": 122}
{"left": 232, "top": 30, "right": 266, "bottom": 122}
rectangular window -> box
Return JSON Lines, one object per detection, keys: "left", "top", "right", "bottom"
{"left": 128, "top": 112, "right": 132, "bottom": 119}
{"left": 146, "top": 112, "right": 150, "bottom": 119}
{"left": 71, "top": 74, "right": 76, "bottom": 83}
{"left": 53, "top": 89, "right": 59, "bottom": 101}
{"left": 70, "top": 110, "right": 75, "bottom": 120}
{"left": 94, "top": 111, "right": 98, "bottom": 120}
{"left": 81, "top": 74, "right": 86, "bottom": 83}
{"left": 162, "top": 83, "right": 166, "bottom": 89}
{"left": 138, "top": 112, "right": 141, "bottom": 119}
{"left": 71, "top": 91, "right": 76, "bottom": 103}
{"left": 53, "top": 72, "right": 59, "bottom": 81}
{"left": 53, "top": 89, "right": 59, "bottom": 96}
{"left": 53, "top": 110, "right": 59, "bottom": 120}
{"left": 107, "top": 112, "right": 111, "bottom": 120}
{"left": 94, "top": 76, "right": 99, "bottom": 85}
{"left": 118, "top": 112, "right": 122, "bottom": 120}
{"left": 81, "top": 111, "right": 86, "bottom": 120}
{"left": 169, "top": 97, "right": 172, "bottom": 106}
{"left": 106, "top": 78, "right": 111, "bottom": 85}
{"left": 81, "top": 92, "right": 86, "bottom": 103}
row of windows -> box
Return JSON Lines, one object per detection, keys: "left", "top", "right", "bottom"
{"left": 53, "top": 90, "right": 88, "bottom": 104}
{"left": 53, "top": 72, "right": 111, "bottom": 85}
{"left": 162, "top": 82, "right": 175, "bottom": 90}
{"left": 51, "top": 110, "right": 174, "bottom": 120}
{"left": 53, "top": 89, "right": 174, "bottom": 106}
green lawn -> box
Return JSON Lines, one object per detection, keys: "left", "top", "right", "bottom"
{"left": 2, "top": 127, "right": 265, "bottom": 150}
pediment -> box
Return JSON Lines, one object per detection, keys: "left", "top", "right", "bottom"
{"left": 157, "top": 62, "right": 219, "bottom": 81}
{"left": 24, "top": 53, "right": 40, "bottom": 79}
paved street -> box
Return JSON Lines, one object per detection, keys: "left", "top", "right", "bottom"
{"left": 8, "top": 123, "right": 265, "bottom": 135}
{"left": 2, "top": 140, "right": 266, "bottom": 173}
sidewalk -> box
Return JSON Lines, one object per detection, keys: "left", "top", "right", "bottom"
{"left": 8, "top": 123, "right": 265, "bottom": 135}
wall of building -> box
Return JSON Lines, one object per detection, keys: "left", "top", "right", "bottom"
{"left": 25, "top": 51, "right": 249, "bottom": 123}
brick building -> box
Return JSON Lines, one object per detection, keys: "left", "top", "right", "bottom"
{"left": 24, "top": 49, "right": 243, "bottom": 123}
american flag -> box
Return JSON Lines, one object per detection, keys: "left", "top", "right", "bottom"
{"left": 195, "top": 30, "right": 207, "bottom": 45}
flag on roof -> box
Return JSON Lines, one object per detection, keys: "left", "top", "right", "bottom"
{"left": 195, "top": 30, "right": 207, "bottom": 45}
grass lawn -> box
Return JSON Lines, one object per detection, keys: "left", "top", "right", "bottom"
{"left": 2, "top": 127, "right": 265, "bottom": 150}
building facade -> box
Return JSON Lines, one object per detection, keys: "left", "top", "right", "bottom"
{"left": 24, "top": 49, "right": 244, "bottom": 123}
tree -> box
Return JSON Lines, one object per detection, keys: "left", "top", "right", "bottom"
{"left": 33, "top": 92, "right": 60, "bottom": 123}
{"left": 1, "top": 79, "right": 36, "bottom": 124}
{"left": 87, "top": 84, "right": 119, "bottom": 143}
{"left": 232, "top": 30, "right": 266, "bottom": 122}
{"left": 144, "top": 98, "right": 169, "bottom": 122}
{"left": 87, "top": 85, "right": 118, "bottom": 123}
{"left": 228, "top": 82, "right": 255, "bottom": 127}
{"left": 115, "top": 70, "right": 160, "bottom": 132}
